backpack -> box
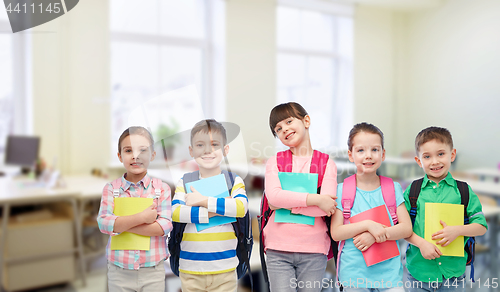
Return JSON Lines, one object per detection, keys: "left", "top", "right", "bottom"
{"left": 408, "top": 178, "right": 476, "bottom": 281}
{"left": 259, "top": 149, "right": 336, "bottom": 283}
{"left": 167, "top": 170, "right": 253, "bottom": 284}
{"left": 111, "top": 177, "right": 163, "bottom": 202}
{"left": 336, "top": 175, "right": 398, "bottom": 278}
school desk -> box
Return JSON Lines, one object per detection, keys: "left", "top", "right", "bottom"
{"left": 0, "top": 177, "right": 85, "bottom": 292}
{"left": 465, "top": 168, "right": 500, "bottom": 182}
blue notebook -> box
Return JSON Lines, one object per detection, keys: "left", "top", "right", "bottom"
{"left": 185, "top": 174, "right": 236, "bottom": 232}
{"left": 275, "top": 172, "right": 317, "bottom": 225}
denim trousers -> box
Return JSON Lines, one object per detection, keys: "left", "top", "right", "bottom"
{"left": 266, "top": 249, "right": 328, "bottom": 292}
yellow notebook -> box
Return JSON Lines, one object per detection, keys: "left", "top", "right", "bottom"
{"left": 110, "top": 197, "right": 153, "bottom": 250}
{"left": 424, "top": 203, "right": 464, "bottom": 257}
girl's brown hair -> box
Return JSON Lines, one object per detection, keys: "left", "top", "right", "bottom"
{"left": 269, "top": 102, "right": 308, "bottom": 137}
{"left": 347, "top": 122, "right": 384, "bottom": 151}
{"left": 118, "top": 126, "right": 155, "bottom": 153}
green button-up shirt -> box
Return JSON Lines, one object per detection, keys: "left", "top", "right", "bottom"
{"left": 403, "top": 172, "right": 488, "bottom": 282}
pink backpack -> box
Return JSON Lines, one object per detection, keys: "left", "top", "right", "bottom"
{"left": 336, "top": 174, "right": 397, "bottom": 278}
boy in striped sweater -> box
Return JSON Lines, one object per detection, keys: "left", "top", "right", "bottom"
{"left": 171, "top": 119, "right": 248, "bottom": 292}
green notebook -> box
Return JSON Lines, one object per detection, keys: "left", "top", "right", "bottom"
{"left": 275, "top": 172, "right": 318, "bottom": 225}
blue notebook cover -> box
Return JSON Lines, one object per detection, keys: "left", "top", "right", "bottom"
{"left": 275, "top": 172, "right": 317, "bottom": 225}
{"left": 185, "top": 174, "right": 236, "bottom": 231}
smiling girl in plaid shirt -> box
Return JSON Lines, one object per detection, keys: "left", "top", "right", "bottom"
{"left": 97, "top": 126, "right": 172, "bottom": 292}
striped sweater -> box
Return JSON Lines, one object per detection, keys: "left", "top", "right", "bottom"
{"left": 172, "top": 174, "right": 247, "bottom": 275}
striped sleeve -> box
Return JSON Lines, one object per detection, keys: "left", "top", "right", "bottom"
{"left": 172, "top": 178, "right": 209, "bottom": 224}
{"left": 206, "top": 176, "right": 248, "bottom": 218}
{"left": 96, "top": 183, "right": 120, "bottom": 236}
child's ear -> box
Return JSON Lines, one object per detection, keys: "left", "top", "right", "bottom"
{"left": 414, "top": 156, "right": 423, "bottom": 168}
{"left": 117, "top": 152, "right": 123, "bottom": 163}
{"left": 381, "top": 149, "right": 386, "bottom": 161}
{"left": 189, "top": 146, "right": 194, "bottom": 158}
{"left": 303, "top": 115, "right": 311, "bottom": 129}
{"left": 450, "top": 148, "right": 457, "bottom": 162}
{"left": 223, "top": 144, "right": 229, "bottom": 156}
{"left": 347, "top": 150, "right": 354, "bottom": 163}
{"left": 150, "top": 151, "right": 156, "bottom": 161}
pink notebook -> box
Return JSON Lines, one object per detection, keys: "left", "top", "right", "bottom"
{"left": 349, "top": 205, "right": 400, "bottom": 266}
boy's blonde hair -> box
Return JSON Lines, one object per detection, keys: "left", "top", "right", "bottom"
{"left": 190, "top": 119, "right": 227, "bottom": 146}
{"left": 415, "top": 126, "right": 453, "bottom": 155}
{"left": 118, "top": 126, "right": 155, "bottom": 153}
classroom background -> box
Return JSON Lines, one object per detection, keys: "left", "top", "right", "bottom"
{"left": 0, "top": 0, "right": 499, "bottom": 291}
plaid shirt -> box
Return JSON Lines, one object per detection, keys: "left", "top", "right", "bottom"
{"left": 97, "top": 173, "right": 172, "bottom": 270}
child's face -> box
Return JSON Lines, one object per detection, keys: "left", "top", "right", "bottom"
{"left": 189, "top": 131, "right": 228, "bottom": 172}
{"left": 118, "top": 134, "right": 156, "bottom": 182}
{"left": 273, "top": 116, "right": 310, "bottom": 148}
{"left": 348, "top": 131, "right": 385, "bottom": 176}
{"left": 415, "top": 139, "right": 456, "bottom": 184}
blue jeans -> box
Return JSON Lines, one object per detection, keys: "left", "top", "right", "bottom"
{"left": 406, "top": 273, "right": 466, "bottom": 292}
{"left": 266, "top": 249, "right": 327, "bottom": 292}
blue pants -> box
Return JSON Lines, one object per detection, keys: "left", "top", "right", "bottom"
{"left": 266, "top": 249, "right": 327, "bottom": 292}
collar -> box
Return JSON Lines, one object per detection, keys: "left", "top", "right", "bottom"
{"left": 121, "top": 173, "right": 152, "bottom": 191}
{"left": 422, "top": 172, "right": 455, "bottom": 188}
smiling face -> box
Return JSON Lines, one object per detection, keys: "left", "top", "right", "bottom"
{"left": 415, "top": 139, "right": 456, "bottom": 184}
{"left": 348, "top": 131, "right": 386, "bottom": 176}
{"left": 273, "top": 116, "right": 311, "bottom": 149}
{"left": 118, "top": 134, "right": 156, "bottom": 183}
{"left": 189, "top": 130, "right": 229, "bottom": 176}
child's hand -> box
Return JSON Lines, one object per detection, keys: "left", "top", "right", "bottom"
{"left": 353, "top": 231, "right": 376, "bottom": 252}
{"left": 185, "top": 186, "right": 208, "bottom": 207}
{"left": 367, "top": 221, "right": 390, "bottom": 243}
{"left": 432, "top": 220, "right": 461, "bottom": 246}
{"left": 317, "top": 195, "right": 337, "bottom": 216}
{"left": 140, "top": 204, "right": 158, "bottom": 224}
{"left": 420, "top": 240, "right": 442, "bottom": 260}
{"left": 208, "top": 212, "right": 220, "bottom": 218}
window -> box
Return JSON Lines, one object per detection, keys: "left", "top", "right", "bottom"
{"left": 276, "top": 0, "right": 353, "bottom": 152}
{"left": 110, "top": 0, "right": 225, "bottom": 158}
{"left": 0, "top": 13, "right": 30, "bottom": 157}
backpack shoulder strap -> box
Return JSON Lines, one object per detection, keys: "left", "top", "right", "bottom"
{"left": 380, "top": 176, "right": 398, "bottom": 224}
{"left": 342, "top": 174, "right": 357, "bottom": 225}
{"left": 151, "top": 178, "right": 163, "bottom": 200}
{"left": 409, "top": 178, "right": 424, "bottom": 226}
{"left": 221, "top": 170, "right": 237, "bottom": 194}
{"left": 311, "top": 150, "right": 329, "bottom": 188}
{"left": 182, "top": 171, "right": 200, "bottom": 192}
{"left": 111, "top": 178, "right": 122, "bottom": 198}
{"left": 456, "top": 180, "right": 470, "bottom": 224}
{"left": 276, "top": 150, "right": 293, "bottom": 172}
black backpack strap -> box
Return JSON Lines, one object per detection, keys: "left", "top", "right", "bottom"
{"left": 456, "top": 180, "right": 470, "bottom": 224}
{"left": 182, "top": 171, "right": 200, "bottom": 191}
{"left": 221, "top": 170, "right": 237, "bottom": 193}
{"left": 409, "top": 178, "right": 424, "bottom": 227}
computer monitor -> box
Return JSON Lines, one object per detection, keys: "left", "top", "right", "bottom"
{"left": 4, "top": 135, "right": 40, "bottom": 167}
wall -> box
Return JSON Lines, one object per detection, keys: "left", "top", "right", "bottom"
{"left": 355, "top": 0, "right": 500, "bottom": 169}
{"left": 32, "top": 0, "right": 110, "bottom": 175}
{"left": 226, "top": 0, "right": 276, "bottom": 162}
{"left": 400, "top": 0, "right": 500, "bottom": 168}
{"left": 353, "top": 5, "right": 399, "bottom": 155}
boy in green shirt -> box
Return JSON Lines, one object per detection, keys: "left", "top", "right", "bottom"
{"left": 404, "top": 127, "right": 487, "bottom": 292}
